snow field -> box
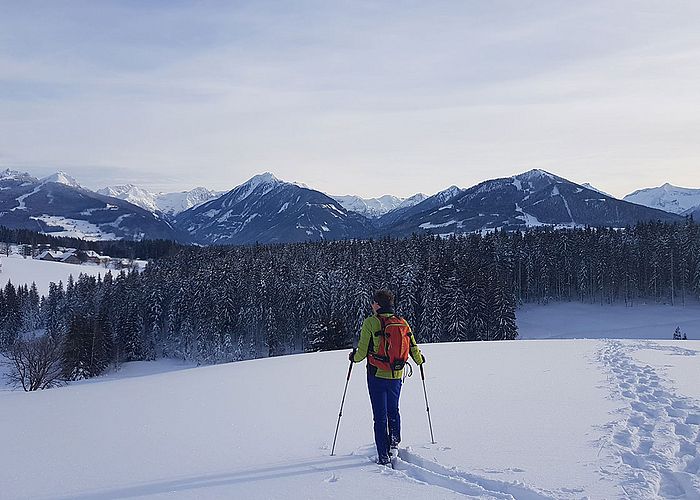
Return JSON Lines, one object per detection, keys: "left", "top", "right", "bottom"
{"left": 2, "top": 340, "right": 642, "bottom": 499}
{"left": 0, "top": 254, "right": 105, "bottom": 296}
{"left": 597, "top": 340, "right": 700, "bottom": 498}
{"left": 517, "top": 301, "right": 700, "bottom": 340}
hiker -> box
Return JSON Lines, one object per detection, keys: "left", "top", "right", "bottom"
{"left": 349, "top": 289, "right": 424, "bottom": 465}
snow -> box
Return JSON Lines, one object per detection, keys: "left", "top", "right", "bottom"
{"left": 2, "top": 302, "right": 700, "bottom": 498}
{"left": 419, "top": 219, "right": 457, "bottom": 229}
{"left": 559, "top": 194, "right": 574, "bottom": 223}
{"left": 11, "top": 184, "right": 43, "bottom": 210}
{"left": 30, "top": 215, "right": 119, "bottom": 240}
{"left": 0, "top": 254, "right": 105, "bottom": 295}
{"left": 40, "top": 171, "right": 81, "bottom": 188}
{"left": 230, "top": 172, "right": 283, "bottom": 205}
{"left": 624, "top": 183, "right": 700, "bottom": 215}
{"left": 514, "top": 204, "right": 545, "bottom": 227}
{"left": 331, "top": 193, "right": 426, "bottom": 218}
{"left": 581, "top": 183, "right": 614, "bottom": 198}
{"left": 278, "top": 202, "right": 289, "bottom": 213}
{"left": 517, "top": 301, "right": 700, "bottom": 340}
{"left": 98, "top": 185, "right": 222, "bottom": 215}
{"left": 0, "top": 168, "right": 35, "bottom": 182}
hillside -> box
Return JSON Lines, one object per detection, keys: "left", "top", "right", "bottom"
{"left": 2, "top": 336, "right": 699, "bottom": 499}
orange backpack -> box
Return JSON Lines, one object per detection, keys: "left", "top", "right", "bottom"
{"left": 369, "top": 315, "right": 412, "bottom": 375}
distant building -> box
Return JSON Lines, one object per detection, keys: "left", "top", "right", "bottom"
{"left": 36, "top": 249, "right": 81, "bottom": 265}
{"left": 82, "top": 250, "right": 110, "bottom": 265}
{"left": 59, "top": 252, "right": 81, "bottom": 265}
{"left": 36, "top": 250, "right": 62, "bottom": 262}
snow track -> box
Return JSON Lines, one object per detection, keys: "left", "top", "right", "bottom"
{"left": 598, "top": 340, "right": 700, "bottom": 499}
{"left": 388, "top": 448, "right": 558, "bottom": 499}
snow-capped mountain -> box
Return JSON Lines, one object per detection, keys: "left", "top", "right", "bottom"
{"left": 40, "top": 171, "right": 82, "bottom": 189}
{"left": 582, "top": 183, "right": 615, "bottom": 198}
{"left": 97, "top": 184, "right": 223, "bottom": 216}
{"left": 331, "top": 193, "right": 427, "bottom": 218}
{"left": 380, "top": 169, "right": 681, "bottom": 236}
{"left": 377, "top": 185, "right": 464, "bottom": 228}
{"left": 0, "top": 170, "right": 186, "bottom": 241}
{"left": 624, "top": 183, "right": 700, "bottom": 215}
{"left": 175, "top": 173, "right": 372, "bottom": 245}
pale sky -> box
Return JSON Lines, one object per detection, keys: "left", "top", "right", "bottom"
{"left": 1, "top": 1, "right": 700, "bottom": 198}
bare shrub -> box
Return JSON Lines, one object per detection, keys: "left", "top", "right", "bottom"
{"left": 3, "top": 336, "right": 64, "bottom": 391}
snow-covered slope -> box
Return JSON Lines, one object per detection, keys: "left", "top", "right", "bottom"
{"left": 3, "top": 333, "right": 699, "bottom": 498}
{"left": 40, "top": 171, "right": 82, "bottom": 189}
{"left": 0, "top": 253, "right": 104, "bottom": 296}
{"left": 518, "top": 301, "right": 700, "bottom": 340}
{"left": 0, "top": 170, "right": 185, "bottom": 241}
{"left": 581, "top": 183, "right": 614, "bottom": 198}
{"left": 332, "top": 193, "right": 427, "bottom": 218}
{"left": 382, "top": 169, "right": 681, "bottom": 236}
{"left": 98, "top": 185, "right": 223, "bottom": 216}
{"left": 377, "top": 185, "right": 464, "bottom": 228}
{"left": 624, "top": 183, "right": 700, "bottom": 215}
{"left": 176, "top": 173, "right": 372, "bottom": 245}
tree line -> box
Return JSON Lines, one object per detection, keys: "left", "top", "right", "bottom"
{"left": 1, "top": 219, "right": 699, "bottom": 389}
{"left": 0, "top": 225, "right": 183, "bottom": 260}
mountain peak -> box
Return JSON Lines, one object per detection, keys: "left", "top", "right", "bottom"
{"left": 244, "top": 172, "right": 282, "bottom": 188}
{"left": 516, "top": 168, "right": 559, "bottom": 181}
{"left": 624, "top": 183, "right": 700, "bottom": 215}
{"left": 41, "top": 171, "right": 81, "bottom": 188}
{"left": 0, "top": 168, "right": 36, "bottom": 183}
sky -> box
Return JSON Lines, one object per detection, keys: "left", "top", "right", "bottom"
{"left": 1, "top": 1, "right": 700, "bottom": 198}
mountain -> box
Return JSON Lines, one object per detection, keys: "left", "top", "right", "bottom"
{"left": 582, "top": 183, "right": 615, "bottom": 198}
{"left": 97, "top": 184, "right": 223, "bottom": 216}
{"left": 175, "top": 173, "right": 372, "bottom": 245}
{"left": 41, "top": 171, "right": 82, "bottom": 189}
{"left": 623, "top": 183, "right": 700, "bottom": 215}
{"left": 0, "top": 169, "right": 186, "bottom": 241}
{"left": 380, "top": 169, "right": 682, "bottom": 236}
{"left": 377, "top": 185, "right": 464, "bottom": 228}
{"left": 331, "top": 193, "right": 427, "bottom": 218}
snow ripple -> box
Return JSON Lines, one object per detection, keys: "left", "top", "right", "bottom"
{"left": 597, "top": 340, "right": 700, "bottom": 499}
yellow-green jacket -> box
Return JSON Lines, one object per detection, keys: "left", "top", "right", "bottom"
{"left": 352, "top": 312, "right": 424, "bottom": 379}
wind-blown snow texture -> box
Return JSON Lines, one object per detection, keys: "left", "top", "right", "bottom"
{"left": 3, "top": 336, "right": 699, "bottom": 499}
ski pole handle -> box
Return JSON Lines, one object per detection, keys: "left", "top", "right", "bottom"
{"left": 420, "top": 363, "right": 425, "bottom": 381}
{"left": 346, "top": 359, "right": 353, "bottom": 381}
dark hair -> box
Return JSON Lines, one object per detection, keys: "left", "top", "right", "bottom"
{"left": 373, "top": 289, "right": 394, "bottom": 309}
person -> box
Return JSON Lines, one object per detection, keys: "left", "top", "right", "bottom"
{"left": 349, "top": 289, "right": 424, "bottom": 465}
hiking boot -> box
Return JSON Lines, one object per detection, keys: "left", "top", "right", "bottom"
{"left": 376, "top": 456, "right": 391, "bottom": 466}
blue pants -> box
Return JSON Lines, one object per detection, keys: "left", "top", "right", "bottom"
{"left": 367, "top": 372, "right": 402, "bottom": 460}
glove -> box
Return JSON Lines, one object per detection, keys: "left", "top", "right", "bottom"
{"left": 349, "top": 349, "right": 357, "bottom": 362}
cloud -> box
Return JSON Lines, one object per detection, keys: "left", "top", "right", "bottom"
{"left": 1, "top": 1, "right": 700, "bottom": 197}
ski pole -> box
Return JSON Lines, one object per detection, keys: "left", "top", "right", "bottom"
{"left": 331, "top": 360, "right": 353, "bottom": 456}
{"left": 419, "top": 363, "right": 436, "bottom": 444}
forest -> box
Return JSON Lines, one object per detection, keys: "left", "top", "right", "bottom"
{"left": 1, "top": 219, "right": 699, "bottom": 384}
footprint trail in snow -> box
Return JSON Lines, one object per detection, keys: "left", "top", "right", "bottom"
{"left": 598, "top": 340, "right": 700, "bottom": 499}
